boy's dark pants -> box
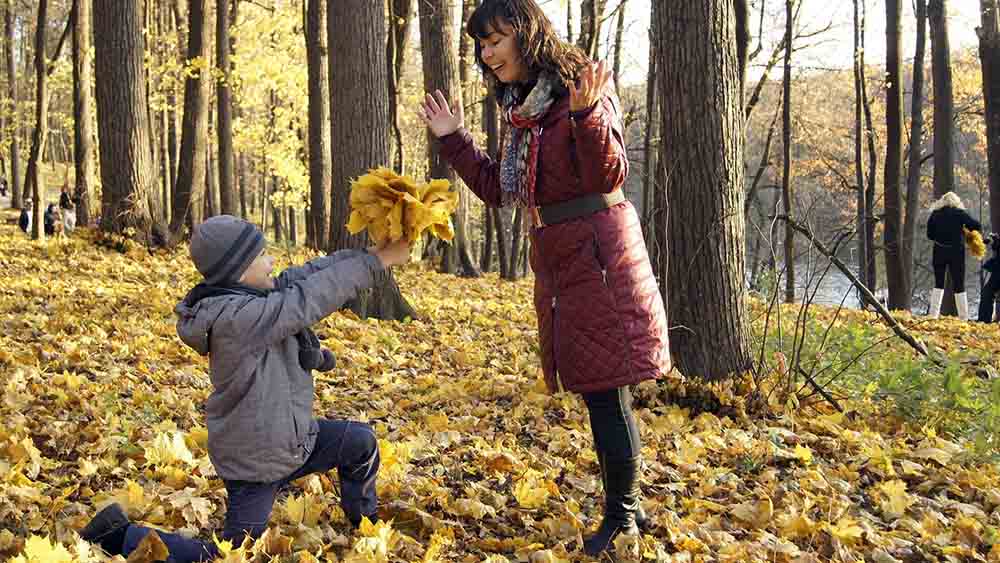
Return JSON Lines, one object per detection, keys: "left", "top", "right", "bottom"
{"left": 121, "top": 419, "right": 379, "bottom": 562}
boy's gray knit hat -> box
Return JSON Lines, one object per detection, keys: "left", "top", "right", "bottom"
{"left": 190, "top": 215, "right": 266, "bottom": 285}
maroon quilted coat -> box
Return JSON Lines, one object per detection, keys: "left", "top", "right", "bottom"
{"left": 439, "top": 85, "right": 670, "bottom": 394}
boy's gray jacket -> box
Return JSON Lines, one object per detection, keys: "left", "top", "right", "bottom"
{"left": 174, "top": 249, "right": 383, "bottom": 482}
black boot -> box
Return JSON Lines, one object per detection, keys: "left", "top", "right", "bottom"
{"left": 584, "top": 455, "right": 641, "bottom": 556}
{"left": 597, "top": 453, "right": 650, "bottom": 531}
{"left": 79, "top": 503, "right": 130, "bottom": 555}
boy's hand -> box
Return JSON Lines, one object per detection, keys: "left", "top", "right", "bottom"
{"left": 373, "top": 239, "right": 411, "bottom": 268}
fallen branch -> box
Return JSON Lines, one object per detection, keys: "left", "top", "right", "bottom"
{"left": 776, "top": 215, "right": 929, "bottom": 357}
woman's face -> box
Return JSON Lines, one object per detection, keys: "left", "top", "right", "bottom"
{"left": 479, "top": 20, "right": 529, "bottom": 84}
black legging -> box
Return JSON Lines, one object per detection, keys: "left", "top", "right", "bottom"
{"left": 582, "top": 385, "right": 642, "bottom": 461}
{"left": 980, "top": 273, "right": 998, "bottom": 322}
{"left": 933, "top": 247, "right": 966, "bottom": 292}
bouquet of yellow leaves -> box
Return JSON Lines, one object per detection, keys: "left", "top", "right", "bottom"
{"left": 346, "top": 167, "right": 458, "bottom": 245}
{"left": 965, "top": 227, "right": 986, "bottom": 259}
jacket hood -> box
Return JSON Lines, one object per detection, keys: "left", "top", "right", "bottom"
{"left": 175, "top": 289, "right": 232, "bottom": 356}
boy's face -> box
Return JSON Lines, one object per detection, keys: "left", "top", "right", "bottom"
{"left": 239, "top": 251, "right": 275, "bottom": 290}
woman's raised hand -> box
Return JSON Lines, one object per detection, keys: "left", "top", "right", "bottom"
{"left": 419, "top": 90, "right": 464, "bottom": 139}
{"left": 569, "top": 60, "right": 613, "bottom": 113}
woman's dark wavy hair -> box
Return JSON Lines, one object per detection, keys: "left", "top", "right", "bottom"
{"left": 467, "top": 0, "right": 591, "bottom": 102}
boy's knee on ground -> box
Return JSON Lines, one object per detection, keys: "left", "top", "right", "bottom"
{"left": 341, "top": 423, "right": 379, "bottom": 472}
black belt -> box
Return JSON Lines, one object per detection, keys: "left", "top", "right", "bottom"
{"left": 537, "top": 190, "right": 626, "bottom": 226}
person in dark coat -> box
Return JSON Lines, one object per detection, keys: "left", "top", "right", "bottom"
{"left": 44, "top": 203, "right": 61, "bottom": 236}
{"left": 927, "top": 191, "right": 982, "bottom": 320}
{"left": 980, "top": 233, "right": 1000, "bottom": 323}
{"left": 420, "top": 0, "right": 670, "bottom": 555}
{"left": 18, "top": 198, "right": 32, "bottom": 234}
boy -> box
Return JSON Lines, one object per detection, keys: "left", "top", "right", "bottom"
{"left": 79, "top": 215, "right": 410, "bottom": 562}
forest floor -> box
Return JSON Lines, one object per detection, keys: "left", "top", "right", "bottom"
{"left": 2, "top": 211, "right": 1000, "bottom": 563}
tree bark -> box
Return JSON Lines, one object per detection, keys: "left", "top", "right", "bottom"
{"left": 903, "top": 0, "right": 928, "bottom": 309}
{"left": 567, "top": 0, "right": 574, "bottom": 44}
{"left": 73, "top": 0, "right": 95, "bottom": 228}
{"left": 94, "top": 0, "right": 164, "bottom": 243}
{"left": 26, "top": 0, "right": 50, "bottom": 241}
{"left": 642, "top": 21, "right": 658, "bottom": 246}
{"left": 329, "top": 0, "right": 415, "bottom": 321}
{"left": 658, "top": 0, "right": 752, "bottom": 379}
{"left": 305, "top": 0, "right": 330, "bottom": 249}
{"left": 5, "top": 6, "right": 21, "bottom": 209}
{"left": 884, "top": 0, "right": 906, "bottom": 309}
{"left": 612, "top": 0, "right": 627, "bottom": 95}
{"left": 978, "top": 0, "right": 1000, "bottom": 234}
{"left": 781, "top": 0, "right": 794, "bottom": 303}
{"left": 387, "top": 0, "right": 413, "bottom": 173}
{"left": 577, "top": 0, "right": 608, "bottom": 59}
{"left": 216, "top": 0, "right": 236, "bottom": 216}
{"left": 929, "top": 0, "right": 958, "bottom": 315}
{"left": 418, "top": 0, "right": 480, "bottom": 277}
{"left": 853, "top": 0, "right": 869, "bottom": 293}
{"left": 170, "top": 0, "right": 210, "bottom": 237}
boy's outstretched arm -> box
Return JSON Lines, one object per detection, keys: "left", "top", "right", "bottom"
{"left": 275, "top": 249, "right": 369, "bottom": 287}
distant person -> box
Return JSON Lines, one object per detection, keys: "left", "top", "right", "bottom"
{"left": 927, "top": 191, "right": 982, "bottom": 320}
{"left": 0, "top": 178, "right": 8, "bottom": 197}
{"left": 44, "top": 203, "right": 63, "bottom": 237}
{"left": 18, "top": 198, "right": 31, "bottom": 234}
{"left": 59, "top": 184, "right": 77, "bottom": 233}
{"left": 980, "top": 233, "right": 1000, "bottom": 323}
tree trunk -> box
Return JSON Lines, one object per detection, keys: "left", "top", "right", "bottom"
{"left": 567, "top": 1, "right": 574, "bottom": 44}
{"left": 26, "top": 0, "right": 49, "bottom": 241}
{"left": 5, "top": 6, "right": 21, "bottom": 209}
{"left": 734, "top": 0, "right": 749, "bottom": 96}
{"left": 305, "top": 0, "right": 330, "bottom": 249}
{"left": 979, "top": 0, "right": 1000, "bottom": 234}
{"left": 658, "top": 0, "right": 752, "bottom": 379}
{"left": 884, "top": 0, "right": 905, "bottom": 309}
{"left": 94, "top": 0, "right": 164, "bottom": 243}
{"left": 329, "top": 0, "right": 415, "bottom": 321}
{"left": 577, "top": 0, "right": 608, "bottom": 59}
{"left": 216, "top": 0, "right": 236, "bottom": 216}
{"left": 73, "top": 0, "right": 96, "bottom": 228}
{"left": 418, "top": 0, "right": 480, "bottom": 277}
{"left": 506, "top": 207, "right": 524, "bottom": 280}
{"left": 387, "top": 0, "right": 412, "bottom": 173}
{"left": 852, "top": 0, "right": 869, "bottom": 295}
{"left": 929, "top": 0, "right": 958, "bottom": 315}
{"left": 642, "top": 28, "right": 658, "bottom": 246}
{"left": 781, "top": 0, "right": 794, "bottom": 303}
{"left": 903, "top": 0, "right": 928, "bottom": 309}
{"left": 860, "top": 0, "right": 878, "bottom": 294}
{"left": 170, "top": 0, "right": 210, "bottom": 237}
{"left": 612, "top": 0, "right": 627, "bottom": 95}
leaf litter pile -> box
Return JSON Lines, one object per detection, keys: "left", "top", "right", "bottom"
{"left": 2, "top": 221, "right": 1000, "bottom": 562}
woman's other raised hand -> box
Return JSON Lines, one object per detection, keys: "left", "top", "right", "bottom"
{"left": 569, "top": 60, "right": 613, "bottom": 113}
{"left": 419, "top": 90, "right": 464, "bottom": 139}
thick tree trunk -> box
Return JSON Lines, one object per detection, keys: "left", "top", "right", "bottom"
{"left": 305, "top": 0, "right": 330, "bottom": 249}
{"left": 642, "top": 28, "right": 658, "bottom": 246}
{"left": 94, "top": 0, "right": 163, "bottom": 243}
{"left": 979, "top": 0, "right": 1000, "bottom": 233}
{"left": 506, "top": 208, "right": 524, "bottom": 281}
{"left": 929, "top": 0, "right": 958, "bottom": 315}
{"left": 418, "top": 0, "right": 480, "bottom": 277}
{"left": 5, "top": 7, "right": 21, "bottom": 209}
{"left": 884, "top": 0, "right": 906, "bottom": 309}
{"left": 216, "top": 0, "right": 236, "bottom": 216}
{"left": 329, "top": 0, "right": 415, "bottom": 321}
{"left": 170, "top": 0, "right": 210, "bottom": 237}
{"left": 781, "top": 0, "right": 794, "bottom": 303}
{"left": 387, "top": 0, "right": 412, "bottom": 173}
{"left": 26, "top": 0, "right": 50, "bottom": 241}
{"left": 658, "top": 0, "right": 752, "bottom": 379}
{"left": 567, "top": 1, "right": 574, "bottom": 43}
{"left": 903, "top": 0, "right": 928, "bottom": 308}
{"left": 73, "top": 0, "right": 96, "bottom": 228}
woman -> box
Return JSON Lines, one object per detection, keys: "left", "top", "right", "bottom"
{"left": 926, "top": 191, "right": 982, "bottom": 320}
{"left": 419, "top": 0, "right": 670, "bottom": 555}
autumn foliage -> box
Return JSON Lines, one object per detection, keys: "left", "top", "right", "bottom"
{"left": 3, "top": 218, "right": 1000, "bottom": 562}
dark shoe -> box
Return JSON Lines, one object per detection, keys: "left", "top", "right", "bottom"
{"left": 80, "top": 503, "right": 130, "bottom": 555}
{"left": 584, "top": 455, "right": 641, "bottom": 556}
{"left": 597, "top": 453, "right": 651, "bottom": 532}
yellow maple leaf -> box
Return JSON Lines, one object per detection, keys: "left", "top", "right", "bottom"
{"left": 730, "top": 496, "right": 773, "bottom": 528}
{"left": 826, "top": 517, "right": 864, "bottom": 545}
{"left": 878, "top": 480, "right": 913, "bottom": 520}
{"left": 143, "top": 431, "right": 196, "bottom": 467}
{"left": 10, "top": 535, "right": 74, "bottom": 563}
{"left": 513, "top": 471, "right": 552, "bottom": 509}
{"left": 793, "top": 445, "right": 814, "bottom": 465}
